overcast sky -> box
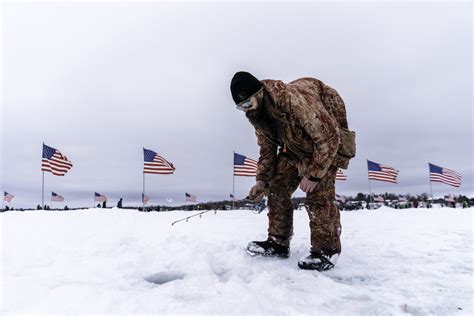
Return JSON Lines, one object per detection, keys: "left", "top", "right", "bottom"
{"left": 1, "top": 1, "right": 472, "bottom": 208}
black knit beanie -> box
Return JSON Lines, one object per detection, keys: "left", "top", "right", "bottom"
{"left": 230, "top": 71, "right": 263, "bottom": 105}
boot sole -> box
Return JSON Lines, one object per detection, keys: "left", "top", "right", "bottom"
{"left": 246, "top": 249, "right": 289, "bottom": 258}
{"left": 298, "top": 262, "right": 334, "bottom": 271}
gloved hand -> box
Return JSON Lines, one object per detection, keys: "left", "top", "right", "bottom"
{"left": 248, "top": 180, "right": 266, "bottom": 202}
{"left": 299, "top": 176, "right": 319, "bottom": 193}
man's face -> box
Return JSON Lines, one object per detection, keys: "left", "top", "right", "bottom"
{"left": 235, "top": 88, "right": 263, "bottom": 113}
{"left": 242, "top": 95, "right": 259, "bottom": 113}
{"left": 244, "top": 89, "right": 267, "bottom": 124}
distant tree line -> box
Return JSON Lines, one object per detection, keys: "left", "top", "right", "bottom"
{"left": 1, "top": 193, "right": 472, "bottom": 212}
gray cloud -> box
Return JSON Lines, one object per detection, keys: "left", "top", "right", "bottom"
{"left": 1, "top": 2, "right": 472, "bottom": 208}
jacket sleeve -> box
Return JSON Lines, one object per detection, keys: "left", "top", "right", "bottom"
{"left": 285, "top": 89, "right": 340, "bottom": 180}
{"left": 255, "top": 129, "right": 277, "bottom": 185}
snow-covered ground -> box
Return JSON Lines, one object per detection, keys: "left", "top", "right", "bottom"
{"left": 1, "top": 207, "right": 473, "bottom": 315}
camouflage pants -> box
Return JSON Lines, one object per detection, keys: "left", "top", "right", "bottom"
{"left": 267, "top": 153, "right": 341, "bottom": 256}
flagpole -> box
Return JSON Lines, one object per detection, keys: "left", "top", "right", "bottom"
{"left": 368, "top": 178, "right": 373, "bottom": 209}
{"left": 367, "top": 160, "right": 373, "bottom": 209}
{"left": 142, "top": 147, "right": 146, "bottom": 211}
{"left": 42, "top": 142, "right": 45, "bottom": 210}
{"left": 429, "top": 177, "right": 434, "bottom": 201}
{"left": 232, "top": 151, "right": 235, "bottom": 210}
{"left": 428, "top": 164, "right": 434, "bottom": 202}
{"left": 143, "top": 171, "right": 146, "bottom": 211}
{"left": 42, "top": 171, "right": 45, "bottom": 210}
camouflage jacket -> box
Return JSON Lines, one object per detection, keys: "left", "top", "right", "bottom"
{"left": 254, "top": 77, "right": 342, "bottom": 183}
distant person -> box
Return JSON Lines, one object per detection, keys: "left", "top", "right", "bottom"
{"left": 102, "top": 201, "right": 106, "bottom": 208}
{"left": 117, "top": 198, "right": 123, "bottom": 209}
{"left": 97, "top": 203, "right": 101, "bottom": 208}
{"left": 230, "top": 71, "right": 356, "bottom": 271}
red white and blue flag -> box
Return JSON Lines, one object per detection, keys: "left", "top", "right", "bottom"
{"left": 336, "top": 169, "right": 347, "bottom": 181}
{"left": 444, "top": 195, "right": 455, "bottom": 203}
{"left": 185, "top": 192, "right": 196, "bottom": 202}
{"left": 373, "top": 194, "right": 385, "bottom": 202}
{"left": 367, "top": 160, "right": 399, "bottom": 184}
{"left": 51, "top": 192, "right": 64, "bottom": 202}
{"left": 42, "top": 144, "right": 73, "bottom": 176}
{"left": 335, "top": 194, "right": 346, "bottom": 203}
{"left": 94, "top": 192, "right": 107, "bottom": 202}
{"left": 429, "top": 163, "right": 461, "bottom": 187}
{"left": 143, "top": 148, "right": 175, "bottom": 175}
{"left": 398, "top": 194, "right": 408, "bottom": 202}
{"left": 234, "top": 152, "right": 258, "bottom": 177}
{"left": 4, "top": 191, "right": 14, "bottom": 203}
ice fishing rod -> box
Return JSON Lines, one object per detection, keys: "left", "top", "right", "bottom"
{"left": 171, "top": 209, "right": 216, "bottom": 226}
{"left": 170, "top": 197, "right": 267, "bottom": 226}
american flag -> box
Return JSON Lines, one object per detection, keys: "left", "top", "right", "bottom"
{"left": 142, "top": 193, "right": 150, "bottom": 204}
{"left": 335, "top": 194, "right": 346, "bottom": 203}
{"left": 373, "top": 194, "right": 385, "bottom": 202}
{"left": 367, "top": 160, "right": 399, "bottom": 183}
{"left": 4, "top": 191, "right": 14, "bottom": 203}
{"left": 94, "top": 192, "right": 107, "bottom": 202}
{"left": 429, "top": 163, "right": 461, "bottom": 187}
{"left": 51, "top": 192, "right": 64, "bottom": 202}
{"left": 336, "top": 169, "right": 347, "bottom": 181}
{"left": 230, "top": 193, "right": 236, "bottom": 201}
{"left": 234, "top": 152, "right": 258, "bottom": 177}
{"left": 398, "top": 194, "right": 407, "bottom": 202}
{"left": 42, "top": 144, "right": 73, "bottom": 176}
{"left": 143, "top": 148, "right": 175, "bottom": 175}
{"left": 444, "top": 195, "right": 455, "bottom": 203}
{"left": 185, "top": 192, "right": 196, "bottom": 202}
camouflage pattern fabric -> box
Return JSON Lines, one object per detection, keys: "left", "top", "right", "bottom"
{"left": 247, "top": 77, "right": 347, "bottom": 256}
{"left": 266, "top": 153, "right": 341, "bottom": 256}
{"left": 266, "top": 153, "right": 301, "bottom": 247}
{"left": 256, "top": 78, "right": 342, "bottom": 181}
{"left": 304, "top": 164, "right": 341, "bottom": 256}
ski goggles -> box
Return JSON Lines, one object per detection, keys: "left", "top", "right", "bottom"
{"left": 235, "top": 88, "right": 263, "bottom": 111}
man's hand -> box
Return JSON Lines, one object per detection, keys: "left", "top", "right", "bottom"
{"left": 299, "top": 176, "right": 319, "bottom": 193}
{"left": 249, "top": 180, "right": 266, "bottom": 202}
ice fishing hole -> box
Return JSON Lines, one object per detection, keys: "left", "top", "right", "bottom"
{"left": 145, "top": 271, "right": 186, "bottom": 285}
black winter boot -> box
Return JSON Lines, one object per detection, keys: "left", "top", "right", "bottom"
{"left": 246, "top": 240, "right": 289, "bottom": 258}
{"left": 298, "top": 252, "right": 339, "bottom": 271}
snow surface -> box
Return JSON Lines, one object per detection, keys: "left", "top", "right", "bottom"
{"left": 1, "top": 207, "right": 473, "bottom": 315}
